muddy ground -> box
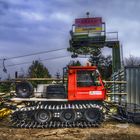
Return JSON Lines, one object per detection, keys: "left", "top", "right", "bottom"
{"left": 0, "top": 119, "right": 140, "bottom": 140}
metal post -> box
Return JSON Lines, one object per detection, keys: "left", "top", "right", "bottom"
{"left": 112, "top": 42, "right": 121, "bottom": 72}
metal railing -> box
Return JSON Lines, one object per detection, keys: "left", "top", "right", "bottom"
{"left": 107, "top": 69, "right": 127, "bottom": 104}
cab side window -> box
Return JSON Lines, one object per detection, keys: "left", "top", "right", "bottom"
{"left": 77, "top": 70, "right": 97, "bottom": 87}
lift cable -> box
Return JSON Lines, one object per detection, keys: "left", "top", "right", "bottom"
{"left": 0, "top": 55, "right": 70, "bottom": 68}
{"left": 0, "top": 47, "right": 67, "bottom": 61}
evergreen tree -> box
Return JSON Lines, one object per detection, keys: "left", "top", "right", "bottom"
{"left": 0, "top": 82, "right": 11, "bottom": 93}
{"left": 89, "top": 54, "right": 112, "bottom": 80}
{"left": 68, "top": 60, "right": 81, "bottom": 66}
{"left": 28, "top": 60, "right": 51, "bottom": 78}
{"left": 27, "top": 60, "right": 51, "bottom": 87}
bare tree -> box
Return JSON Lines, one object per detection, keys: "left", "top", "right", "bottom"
{"left": 125, "top": 55, "right": 140, "bottom": 66}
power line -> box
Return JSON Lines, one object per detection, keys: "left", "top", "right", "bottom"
{"left": 0, "top": 47, "right": 67, "bottom": 61}
{"left": 4, "top": 55, "right": 89, "bottom": 68}
{"left": 1, "top": 55, "right": 70, "bottom": 68}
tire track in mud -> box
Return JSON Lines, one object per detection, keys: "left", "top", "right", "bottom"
{"left": 0, "top": 119, "right": 140, "bottom": 140}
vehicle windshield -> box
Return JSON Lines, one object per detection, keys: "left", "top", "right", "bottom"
{"left": 77, "top": 70, "right": 101, "bottom": 87}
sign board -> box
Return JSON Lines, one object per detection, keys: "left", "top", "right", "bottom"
{"left": 75, "top": 17, "right": 102, "bottom": 26}
{"left": 74, "top": 17, "right": 102, "bottom": 33}
{"left": 75, "top": 27, "right": 102, "bottom": 33}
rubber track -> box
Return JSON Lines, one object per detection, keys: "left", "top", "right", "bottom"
{"left": 10, "top": 103, "right": 104, "bottom": 128}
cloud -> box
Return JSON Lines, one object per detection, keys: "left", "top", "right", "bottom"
{"left": 19, "top": 11, "right": 46, "bottom": 21}
{"left": 50, "top": 12, "right": 72, "bottom": 23}
{"left": 0, "top": 0, "right": 9, "bottom": 15}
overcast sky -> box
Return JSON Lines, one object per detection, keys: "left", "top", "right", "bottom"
{"left": 0, "top": 0, "right": 140, "bottom": 78}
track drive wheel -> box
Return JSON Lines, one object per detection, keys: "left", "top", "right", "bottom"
{"left": 12, "top": 111, "right": 28, "bottom": 121}
{"left": 84, "top": 108, "right": 103, "bottom": 123}
{"left": 35, "top": 110, "right": 52, "bottom": 123}
{"left": 60, "top": 110, "right": 76, "bottom": 123}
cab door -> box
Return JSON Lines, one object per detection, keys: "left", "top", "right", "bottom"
{"left": 75, "top": 70, "right": 105, "bottom": 100}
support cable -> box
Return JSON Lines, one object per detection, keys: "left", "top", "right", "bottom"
{"left": 0, "top": 55, "right": 70, "bottom": 68}
{"left": 0, "top": 48, "right": 66, "bottom": 61}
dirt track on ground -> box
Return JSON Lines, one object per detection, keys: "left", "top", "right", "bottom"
{"left": 0, "top": 119, "right": 140, "bottom": 140}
